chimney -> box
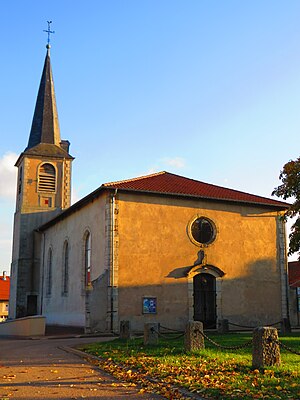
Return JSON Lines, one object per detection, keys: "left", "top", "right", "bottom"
{"left": 3, "top": 271, "right": 7, "bottom": 281}
{"left": 60, "top": 140, "right": 70, "bottom": 153}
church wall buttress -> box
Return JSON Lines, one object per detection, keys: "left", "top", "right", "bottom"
{"left": 104, "top": 193, "right": 119, "bottom": 332}
{"left": 62, "top": 160, "right": 71, "bottom": 209}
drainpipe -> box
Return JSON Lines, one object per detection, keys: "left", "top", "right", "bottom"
{"left": 40, "top": 231, "right": 46, "bottom": 315}
{"left": 282, "top": 218, "right": 290, "bottom": 324}
{"left": 110, "top": 189, "right": 118, "bottom": 332}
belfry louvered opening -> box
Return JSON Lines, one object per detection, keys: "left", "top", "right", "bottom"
{"left": 38, "top": 163, "right": 56, "bottom": 192}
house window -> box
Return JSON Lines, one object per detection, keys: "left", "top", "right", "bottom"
{"left": 84, "top": 232, "right": 91, "bottom": 287}
{"left": 38, "top": 163, "right": 56, "bottom": 192}
{"left": 189, "top": 217, "right": 216, "bottom": 246}
{"left": 62, "top": 241, "right": 69, "bottom": 295}
{"left": 46, "top": 248, "right": 53, "bottom": 296}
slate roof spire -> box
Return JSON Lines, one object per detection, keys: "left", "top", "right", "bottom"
{"left": 26, "top": 44, "right": 61, "bottom": 150}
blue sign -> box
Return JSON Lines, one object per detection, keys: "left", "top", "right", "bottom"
{"left": 143, "top": 297, "right": 157, "bottom": 314}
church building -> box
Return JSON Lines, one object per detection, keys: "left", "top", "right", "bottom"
{"left": 9, "top": 46, "right": 290, "bottom": 333}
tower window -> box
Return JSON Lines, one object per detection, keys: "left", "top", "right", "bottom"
{"left": 18, "top": 167, "right": 23, "bottom": 194}
{"left": 38, "top": 163, "right": 56, "bottom": 192}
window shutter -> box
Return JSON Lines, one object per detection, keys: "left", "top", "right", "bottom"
{"left": 38, "top": 164, "right": 56, "bottom": 192}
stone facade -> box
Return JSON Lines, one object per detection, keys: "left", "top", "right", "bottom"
{"left": 115, "top": 192, "right": 286, "bottom": 332}
{"left": 32, "top": 188, "right": 288, "bottom": 333}
{"left": 39, "top": 194, "right": 108, "bottom": 329}
{"left": 9, "top": 153, "right": 72, "bottom": 318}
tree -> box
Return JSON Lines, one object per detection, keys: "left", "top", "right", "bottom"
{"left": 272, "top": 156, "right": 300, "bottom": 259}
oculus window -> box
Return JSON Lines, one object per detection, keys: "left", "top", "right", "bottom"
{"left": 189, "top": 217, "right": 216, "bottom": 246}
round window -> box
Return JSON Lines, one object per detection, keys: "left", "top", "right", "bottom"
{"left": 190, "top": 217, "right": 216, "bottom": 245}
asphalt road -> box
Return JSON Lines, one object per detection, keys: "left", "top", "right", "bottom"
{"left": 0, "top": 336, "right": 163, "bottom": 400}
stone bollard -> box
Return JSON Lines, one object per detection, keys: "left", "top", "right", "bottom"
{"left": 119, "top": 320, "right": 131, "bottom": 340}
{"left": 252, "top": 327, "right": 281, "bottom": 368}
{"left": 281, "top": 318, "right": 291, "bottom": 335}
{"left": 144, "top": 322, "right": 159, "bottom": 345}
{"left": 184, "top": 321, "right": 205, "bottom": 352}
{"left": 218, "top": 319, "right": 229, "bottom": 333}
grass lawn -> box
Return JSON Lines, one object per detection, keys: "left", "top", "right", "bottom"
{"left": 80, "top": 332, "right": 300, "bottom": 399}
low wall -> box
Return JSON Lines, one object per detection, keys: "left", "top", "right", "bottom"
{"left": 0, "top": 315, "right": 46, "bottom": 337}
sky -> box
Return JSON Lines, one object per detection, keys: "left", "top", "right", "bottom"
{"left": 1, "top": 0, "right": 300, "bottom": 271}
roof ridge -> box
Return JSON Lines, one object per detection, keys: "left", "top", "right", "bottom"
{"left": 163, "top": 171, "right": 282, "bottom": 203}
{"left": 103, "top": 171, "right": 166, "bottom": 187}
{"left": 101, "top": 170, "right": 288, "bottom": 207}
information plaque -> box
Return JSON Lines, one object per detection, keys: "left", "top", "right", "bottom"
{"left": 142, "top": 297, "right": 157, "bottom": 314}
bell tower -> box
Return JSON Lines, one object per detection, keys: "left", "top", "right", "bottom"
{"left": 9, "top": 39, "right": 74, "bottom": 318}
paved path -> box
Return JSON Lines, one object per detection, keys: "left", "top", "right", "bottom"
{"left": 0, "top": 336, "right": 163, "bottom": 400}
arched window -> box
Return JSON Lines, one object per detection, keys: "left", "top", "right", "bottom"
{"left": 46, "top": 248, "right": 53, "bottom": 296}
{"left": 38, "top": 163, "right": 56, "bottom": 192}
{"left": 84, "top": 232, "right": 91, "bottom": 287}
{"left": 62, "top": 241, "right": 69, "bottom": 295}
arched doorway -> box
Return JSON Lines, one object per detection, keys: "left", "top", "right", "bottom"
{"left": 193, "top": 273, "right": 216, "bottom": 328}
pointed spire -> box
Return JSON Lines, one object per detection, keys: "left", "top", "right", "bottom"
{"left": 26, "top": 45, "right": 61, "bottom": 149}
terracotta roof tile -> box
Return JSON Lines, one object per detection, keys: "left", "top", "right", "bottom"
{"left": 288, "top": 261, "right": 300, "bottom": 288}
{"left": 0, "top": 276, "right": 10, "bottom": 300}
{"left": 103, "top": 171, "right": 288, "bottom": 208}
{"left": 38, "top": 171, "right": 289, "bottom": 232}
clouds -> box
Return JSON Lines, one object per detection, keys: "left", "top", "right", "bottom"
{"left": 162, "top": 157, "right": 186, "bottom": 169}
{"left": 71, "top": 186, "right": 81, "bottom": 205}
{"left": 0, "top": 152, "right": 17, "bottom": 271}
{"left": 146, "top": 156, "right": 186, "bottom": 175}
{"left": 0, "top": 152, "right": 18, "bottom": 200}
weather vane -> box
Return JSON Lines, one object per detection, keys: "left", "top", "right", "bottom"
{"left": 43, "top": 21, "right": 55, "bottom": 46}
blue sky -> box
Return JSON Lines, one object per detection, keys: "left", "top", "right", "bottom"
{"left": 1, "top": 0, "right": 300, "bottom": 270}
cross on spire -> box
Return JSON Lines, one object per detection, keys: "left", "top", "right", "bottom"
{"left": 43, "top": 21, "right": 55, "bottom": 47}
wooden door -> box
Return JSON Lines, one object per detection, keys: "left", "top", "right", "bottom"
{"left": 193, "top": 273, "right": 216, "bottom": 328}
